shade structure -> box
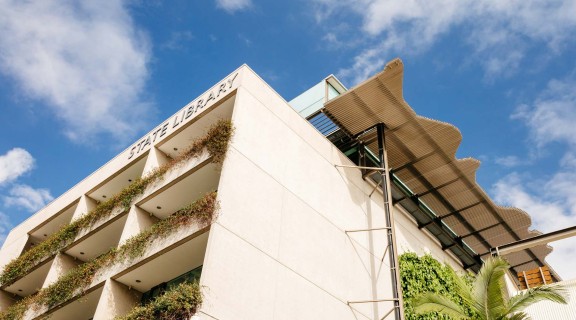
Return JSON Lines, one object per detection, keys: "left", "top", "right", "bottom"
{"left": 323, "top": 58, "right": 558, "bottom": 280}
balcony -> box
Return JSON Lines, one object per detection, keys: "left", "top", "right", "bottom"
{"left": 138, "top": 161, "right": 220, "bottom": 219}
{"left": 87, "top": 157, "right": 147, "bottom": 203}
{"left": 42, "top": 285, "right": 103, "bottom": 320}
{"left": 114, "top": 231, "right": 208, "bottom": 294}
{"left": 157, "top": 95, "right": 234, "bottom": 159}
{"left": 64, "top": 214, "right": 128, "bottom": 262}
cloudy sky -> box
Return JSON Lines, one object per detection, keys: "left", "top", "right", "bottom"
{"left": 0, "top": 0, "right": 575, "bottom": 279}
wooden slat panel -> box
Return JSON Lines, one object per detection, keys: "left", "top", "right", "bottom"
{"left": 518, "top": 266, "right": 554, "bottom": 289}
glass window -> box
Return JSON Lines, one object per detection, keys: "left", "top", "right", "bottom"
{"left": 140, "top": 265, "right": 203, "bottom": 304}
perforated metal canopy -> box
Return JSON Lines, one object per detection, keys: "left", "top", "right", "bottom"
{"left": 323, "top": 58, "right": 558, "bottom": 279}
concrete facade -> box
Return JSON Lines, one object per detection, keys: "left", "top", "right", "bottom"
{"left": 0, "top": 65, "right": 486, "bottom": 320}
{"left": 524, "top": 279, "right": 576, "bottom": 320}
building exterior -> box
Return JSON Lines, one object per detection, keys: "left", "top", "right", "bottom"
{"left": 0, "top": 60, "right": 561, "bottom": 319}
{"left": 524, "top": 278, "right": 576, "bottom": 320}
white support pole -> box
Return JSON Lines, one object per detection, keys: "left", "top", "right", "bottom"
{"left": 335, "top": 164, "right": 386, "bottom": 171}
{"left": 491, "top": 225, "right": 576, "bottom": 256}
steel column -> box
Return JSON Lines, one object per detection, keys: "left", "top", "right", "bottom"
{"left": 377, "top": 123, "right": 404, "bottom": 320}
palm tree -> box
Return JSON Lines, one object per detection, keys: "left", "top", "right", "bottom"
{"left": 413, "top": 257, "right": 567, "bottom": 320}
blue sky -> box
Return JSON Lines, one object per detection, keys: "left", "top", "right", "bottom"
{"left": 1, "top": 0, "right": 576, "bottom": 279}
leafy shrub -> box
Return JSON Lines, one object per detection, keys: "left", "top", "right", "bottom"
{"left": 0, "top": 192, "right": 218, "bottom": 319}
{"left": 116, "top": 282, "right": 202, "bottom": 320}
{"left": 0, "top": 120, "right": 233, "bottom": 287}
{"left": 399, "top": 252, "right": 474, "bottom": 320}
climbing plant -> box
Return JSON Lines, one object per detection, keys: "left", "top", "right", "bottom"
{"left": 116, "top": 282, "right": 202, "bottom": 320}
{"left": 413, "top": 256, "right": 566, "bottom": 320}
{"left": 0, "top": 119, "right": 233, "bottom": 287}
{"left": 399, "top": 252, "right": 476, "bottom": 320}
{"left": 0, "top": 191, "right": 218, "bottom": 320}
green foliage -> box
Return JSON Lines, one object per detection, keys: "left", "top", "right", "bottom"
{"left": 0, "top": 192, "right": 218, "bottom": 319}
{"left": 203, "top": 119, "right": 235, "bottom": 164}
{"left": 0, "top": 120, "right": 233, "bottom": 287}
{"left": 0, "top": 223, "right": 81, "bottom": 288}
{"left": 181, "top": 118, "right": 234, "bottom": 165}
{"left": 0, "top": 296, "right": 30, "bottom": 320}
{"left": 116, "top": 282, "right": 202, "bottom": 320}
{"left": 411, "top": 256, "right": 567, "bottom": 320}
{"left": 399, "top": 252, "right": 474, "bottom": 320}
{"left": 114, "top": 191, "right": 218, "bottom": 263}
{"left": 507, "top": 284, "right": 568, "bottom": 315}
{"left": 36, "top": 260, "right": 102, "bottom": 308}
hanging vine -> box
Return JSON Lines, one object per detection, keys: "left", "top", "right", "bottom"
{"left": 0, "top": 191, "right": 218, "bottom": 320}
{"left": 0, "top": 119, "right": 233, "bottom": 287}
{"left": 116, "top": 282, "right": 202, "bottom": 320}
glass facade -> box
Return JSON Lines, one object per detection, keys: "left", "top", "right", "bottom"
{"left": 289, "top": 76, "right": 346, "bottom": 119}
{"left": 308, "top": 112, "right": 339, "bottom": 136}
{"left": 140, "top": 265, "right": 203, "bottom": 304}
{"left": 289, "top": 76, "right": 347, "bottom": 139}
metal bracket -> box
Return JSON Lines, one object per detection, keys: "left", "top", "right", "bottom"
{"left": 347, "top": 298, "right": 399, "bottom": 305}
{"left": 334, "top": 164, "right": 386, "bottom": 171}
{"left": 347, "top": 299, "right": 400, "bottom": 320}
{"left": 345, "top": 227, "right": 392, "bottom": 233}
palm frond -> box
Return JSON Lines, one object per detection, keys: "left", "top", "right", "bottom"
{"left": 507, "top": 311, "right": 530, "bottom": 320}
{"left": 407, "top": 255, "right": 568, "bottom": 320}
{"left": 413, "top": 293, "right": 469, "bottom": 320}
{"left": 473, "top": 257, "right": 509, "bottom": 318}
{"left": 506, "top": 284, "right": 568, "bottom": 315}
{"left": 451, "top": 268, "right": 483, "bottom": 316}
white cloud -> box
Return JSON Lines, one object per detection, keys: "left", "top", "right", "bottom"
{"left": 216, "top": 0, "right": 252, "bottom": 13}
{"left": 493, "top": 173, "right": 576, "bottom": 232}
{"left": 560, "top": 152, "right": 576, "bottom": 168}
{"left": 338, "top": 47, "right": 387, "bottom": 85}
{"left": 322, "top": 33, "right": 343, "bottom": 48}
{"left": 4, "top": 184, "right": 54, "bottom": 212}
{"left": 0, "top": 212, "right": 11, "bottom": 246}
{"left": 0, "top": 0, "right": 152, "bottom": 143}
{"left": 494, "top": 155, "right": 524, "bottom": 168}
{"left": 513, "top": 78, "right": 576, "bottom": 149}
{"left": 492, "top": 77, "right": 576, "bottom": 280}
{"left": 238, "top": 34, "right": 252, "bottom": 47}
{"left": 544, "top": 238, "right": 576, "bottom": 280}
{"left": 492, "top": 172, "right": 576, "bottom": 280}
{"left": 0, "top": 148, "right": 34, "bottom": 185}
{"left": 161, "top": 31, "right": 194, "bottom": 51}
{"left": 313, "top": 0, "right": 576, "bottom": 84}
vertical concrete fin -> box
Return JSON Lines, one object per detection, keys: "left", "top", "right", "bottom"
{"left": 118, "top": 206, "right": 158, "bottom": 246}
{"left": 42, "top": 253, "right": 80, "bottom": 289}
{"left": 93, "top": 279, "right": 141, "bottom": 319}
{"left": 71, "top": 194, "right": 98, "bottom": 221}
{"left": 0, "top": 289, "right": 17, "bottom": 310}
{"left": 0, "top": 235, "right": 29, "bottom": 271}
{"left": 142, "top": 147, "right": 170, "bottom": 177}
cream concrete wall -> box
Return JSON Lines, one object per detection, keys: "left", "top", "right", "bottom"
{"left": 393, "top": 205, "right": 466, "bottom": 272}
{"left": 0, "top": 291, "right": 17, "bottom": 310}
{"left": 200, "top": 68, "right": 462, "bottom": 320}
{"left": 503, "top": 270, "right": 519, "bottom": 299}
{"left": 1, "top": 64, "right": 471, "bottom": 319}
{"left": 93, "top": 279, "right": 141, "bottom": 320}
{"left": 0, "top": 66, "right": 245, "bottom": 270}
{"left": 41, "top": 253, "right": 80, "bottom": 289}
{"left": 525, "top": 278, "right": 576, "bottom": 320}
{"left": 118, "top": 206, "right": 158, "bottom": 246}
{"left": 20, "top": 224, "right": 206, "bottom": 319}
{"left": 142, "top": 147, "right": 170, "bottom": 176}
{"left": 0, "top": 107, "right": 223, "bottom": 317}
{"left": 71, "top": 195, "right": 98, "bottom": 221}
